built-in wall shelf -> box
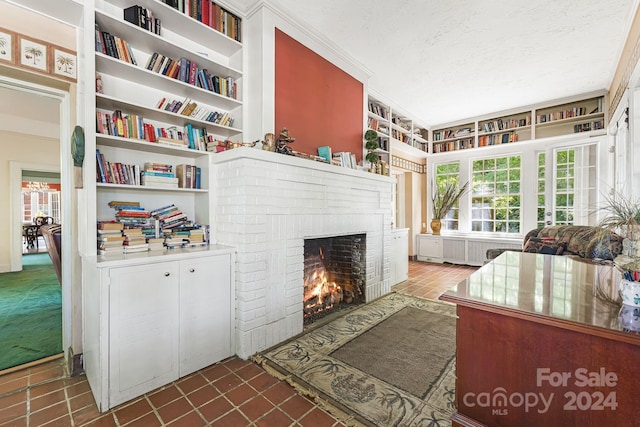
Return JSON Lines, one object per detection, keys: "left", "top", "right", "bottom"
{"left": 366, "top": 94, "right": 429, "bottom": 164}
{"left": 430, "top": 94, "right": 606, "bottom": 155}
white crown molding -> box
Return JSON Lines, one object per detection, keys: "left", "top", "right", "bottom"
{"left": 4, "top": 0, "right": 83, "bottom": 27}
{"left": 246, "top": 0, "right": 372, "bottom": 83}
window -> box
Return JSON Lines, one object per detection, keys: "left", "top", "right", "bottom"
{"left": 434, "top": 162, "right": 461, "bottom": 230}
{"left": 21, "top": 181, "right": 61, "bottom": 224}
{"left": 537, "top": 152, "right": 546, "bottom": 228}
{"left": 554, "top": 149, "right": 574, "bottom": 225}
{"left": 471, "top": 155, "right": 521, "bottom": 233}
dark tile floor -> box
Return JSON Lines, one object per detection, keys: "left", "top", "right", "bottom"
{"left": 0, "top": 260, "right": 477, "bottom": 427}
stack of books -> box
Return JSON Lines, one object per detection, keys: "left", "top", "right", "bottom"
{"left": 164, "top": 233, "right": 187, "bottom": 249}
{"left": 186, "top": 228, "right": 206, "bottom": 247}
{"left": 109, "top": 201, "right": 150, "bottom": 227}
{"left": 147, "top": 237, "right": 165, "bottom": 251}
{"left": 141, "top": 163, "right": 178, "bottom": 188}
{"left": 123, "top": 228, "right": 149, "bottom": 253}
{"left": 97, "top": 221, "right": 125, "bottom": 255}
{"left": 150, "top": 204, "right": 189, "bottom": 231}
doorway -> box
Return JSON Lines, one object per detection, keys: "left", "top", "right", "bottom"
{"left": 0, "top": 76, "right": 71, "bottom": 371}
{"left": 21, "top": 171, "right": 61, "bottom": 255}
{"left": 537, "top": 140, "right": 599, "bottom": 228}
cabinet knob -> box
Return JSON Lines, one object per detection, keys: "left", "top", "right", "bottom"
{"left": 164, "top": 272, "right": 170, "bottom": 277}
{"left": 189, "top": 268, "right": 195, "bottom": 273}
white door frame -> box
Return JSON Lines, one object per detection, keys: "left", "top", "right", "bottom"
{"left": 1, "top": 75, "right": 73, "bottom": 361}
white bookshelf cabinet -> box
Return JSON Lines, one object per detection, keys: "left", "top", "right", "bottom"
{"left": 92, "top": 0, "right": 244, "bottom": 249}
{"left": 367, "top": 94, "right": 429, "bottom": 164}
{"left": 83, "top": 0, "right": 243, "bottom": 412}
{"left": 84, "top": 248, "right": 235, "bottom": 411}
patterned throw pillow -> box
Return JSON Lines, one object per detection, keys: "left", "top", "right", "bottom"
{"left": 523, "top": 237, "right": 566, "bottom": 255}
{"left": 588, "top": 234, "right": 622, "bottom": 261}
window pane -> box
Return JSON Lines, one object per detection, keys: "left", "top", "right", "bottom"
{"left": 471, "top": 155, "right": 521, "bottom": 234}
{"left": 434, "top": 161, "right": 462, "bottom": 231}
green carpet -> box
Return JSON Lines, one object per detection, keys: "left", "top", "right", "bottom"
{"left": 255, "top": 293, "right": 456, "bottom": 426}
{"left": 0, "top": 253, "right": 62, "bottom": 371}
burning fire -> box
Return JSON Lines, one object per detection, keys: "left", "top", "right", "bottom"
{"left": 303, "top": 247, "right": 355, "bottom": 320}
{"left": 304, "top": 269, "right": 342, "bottom": 307}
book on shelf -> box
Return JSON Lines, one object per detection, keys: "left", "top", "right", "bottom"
{"left": 123, "top": 5, "right": 161, "bottom": 35}
{"left": 177, "top": 164, "right": 202, "bottom": 189}
{"left": 144, "top": 52, "right": 237, "bottom": 99}
{"left": 317, "top": 146, "right": 332, "bottom": 163}
{"left": 95, "top": 150, "right": 140, "bottom": 185}
{"left": 98, "top": 246, "right": 125, "bottom": 255}
{"left": 149, "top": 203, "right": 176, "bottom": 217}
{"left": 160, "top": 0, "right": 242, "bottom": 42}
{"left": 368, "top": 102, "right": 388, "bottom": 119}
{"left": 140, "top": 170, "right": 175, "bottom": 178}
{"left": 95, "top": 25, "right": 137, "bottom": 65}
{"left": 98, "top": 220, "right": 124, "bottom": 231}
{"left": 97, "top": 234, "right": 125, "bottom": 242}
{"left": 332, "top": 152, "right": 357, "bottom": 169}
{"left": 123, "top": 244, "right": 150, "bottom": 253}
{"left": 141, "top": 175, "right": 179, "bottom": 187}
{"left": 98, "top": 239, "right": 124, "bottom": 248}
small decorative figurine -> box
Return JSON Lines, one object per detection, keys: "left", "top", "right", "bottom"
{"left": 262, "top": 132, "right": 276, "bottom": 151}
{"left": 275, "top": 128, "right": 295, "bottom": 155}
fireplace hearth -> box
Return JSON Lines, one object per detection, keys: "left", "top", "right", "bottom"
{"left": 303, "top": 234, "right": 366, "bottom": 325}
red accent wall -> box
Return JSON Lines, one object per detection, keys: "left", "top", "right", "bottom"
{"left": 275, "top": 29, "right": 364, "bottom": 162}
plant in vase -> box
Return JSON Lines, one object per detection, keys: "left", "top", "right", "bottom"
{"left": 596, "top": 191, "right": 640, "bottom": 314}
{"left": 364, "top": 130, "right": 380, "bottom": 172}
{"left": 430, "top": 181, "right": 468, "bottom": 235}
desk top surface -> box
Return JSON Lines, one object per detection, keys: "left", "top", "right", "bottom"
{"left": 440, "top": 252, "right": 640, "bottom": 341}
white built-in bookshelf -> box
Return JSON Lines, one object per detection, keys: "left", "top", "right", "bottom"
{"left": 92, "top": 0, "right": 243, "bottom": 252}
{"left": 84, "top": 0, "right": 241, "bottom": 411}
{"left": 431, "top": 94, "right": 605, "bottom": 154}
{"left": 367, "top": 94, "right": 429, "bottom": 164}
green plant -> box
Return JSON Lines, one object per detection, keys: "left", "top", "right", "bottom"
{"left": 364, "top": 129, "right": 380, "bottom": 164}
{"left": 432, "top": 181, "right": 469, "bottom": 219}
{"left": 598, "top": 191, "right": 640, "bottom": 233}
{"left": 597, "top": 191, "right": 640, "bottom": 270}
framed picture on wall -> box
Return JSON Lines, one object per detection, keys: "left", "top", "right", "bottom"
{"left": 0, "top": 28, "right": 14, "bottom": 64}
{"left": 51, "top": 45, "right": 77, "bottom": 81}
{"left": 18, "top": 35, "right": 49, "bottom": 72}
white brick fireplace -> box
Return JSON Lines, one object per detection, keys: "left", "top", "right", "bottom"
{"left": 212, "top": 148, "right": 395, "bottom": 359}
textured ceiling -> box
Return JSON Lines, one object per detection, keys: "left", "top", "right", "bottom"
{"left": 241, "top": 0, "right": 637, "bottom": 127}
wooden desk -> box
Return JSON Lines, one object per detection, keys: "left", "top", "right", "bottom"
{"left": 440, "top": 252, "right": 640, "bottom": 427}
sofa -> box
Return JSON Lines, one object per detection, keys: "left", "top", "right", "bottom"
{"left": 486, "top": 225, "right": 624, "bottom": 262}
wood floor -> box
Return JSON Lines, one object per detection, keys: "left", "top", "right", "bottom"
{"left": 0, "top": 260, "right": 477, "bottom": 427}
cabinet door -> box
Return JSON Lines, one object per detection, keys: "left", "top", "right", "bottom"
{"left": 391, "top": 232, "right": 408, "bottom": 285}
{"left": 109, "top": 262, "right": 180, "bottom": 408}
{"left": 417, "top": 236, "right": 443, "bottom": 262}
{"left": 396, "top": 232, "right": 409, "bottom": 282}
{"left": 179, "top": 254, "right": 232, "bottom": 376}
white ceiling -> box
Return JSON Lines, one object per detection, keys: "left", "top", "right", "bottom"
{"left": 4, "top": 1, "right": 637, "bottom": 133}
{"left": 240, "top": 0, "right": 638, "bottom": 127}
{"left": 0, "top": 86, "right": 60, "bottom": 138}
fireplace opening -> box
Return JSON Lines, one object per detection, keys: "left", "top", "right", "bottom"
{"left": 303, "top": 234, "right": 366, "bottom": 325}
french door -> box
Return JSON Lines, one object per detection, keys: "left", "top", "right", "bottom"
{"left": 537, "top": 140, "right": 599, "bottom": 228}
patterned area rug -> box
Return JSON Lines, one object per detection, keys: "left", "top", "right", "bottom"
{"left": 254, "top": 293, "right": 456, "bottom": 426}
